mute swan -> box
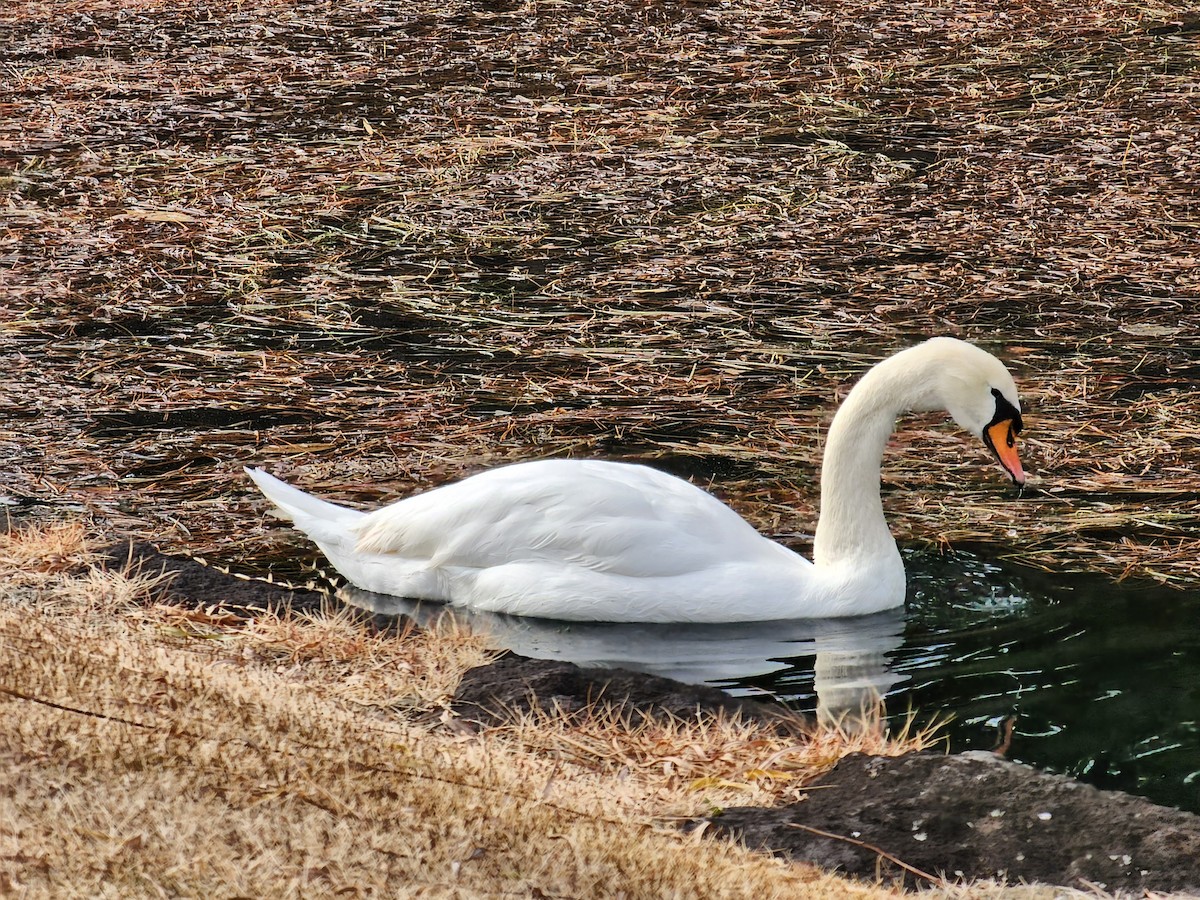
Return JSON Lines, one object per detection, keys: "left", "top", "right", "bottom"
{"left": 246, "top": 337, "right": 1024, "bottom": 623}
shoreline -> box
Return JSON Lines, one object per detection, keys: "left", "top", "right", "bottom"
{"left": 119, "top": 537, "right": 1200, "bottom": 895}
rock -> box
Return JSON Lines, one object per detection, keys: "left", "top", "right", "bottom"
{"left": 451, "top": 651, "right": 795, "bottom": 730}
{"left": 692, "top": 750, "right": 1200, "bottom": 893}
{"left": 99, "top": 541, "right": 328, "bottom": 615}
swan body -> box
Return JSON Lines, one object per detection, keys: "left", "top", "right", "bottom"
{"left": 247, "top": 337, "right": 1024, "bottom": 623}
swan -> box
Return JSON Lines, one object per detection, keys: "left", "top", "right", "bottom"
{"left": 246, "top": 337, "right": 1024, "bottom": 623}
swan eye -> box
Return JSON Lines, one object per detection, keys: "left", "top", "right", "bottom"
{"left": 989, "top": 387, "right": 1022, "bottom": 434}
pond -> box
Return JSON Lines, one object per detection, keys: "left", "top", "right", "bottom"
{"left": 342, "top": 551, "right": 1200, "bottom": 814}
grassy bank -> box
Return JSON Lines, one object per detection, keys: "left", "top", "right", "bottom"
{"left": 0, "top": 520, "right": 991, "bottom": 897}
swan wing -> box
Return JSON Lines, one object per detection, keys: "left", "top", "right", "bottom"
{"left": 353, "top": 459, "right": 786, "bottom": 577}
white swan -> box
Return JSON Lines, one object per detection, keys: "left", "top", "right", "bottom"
{"left": 246, "top": 337, "right": 1024, "bottom": 623}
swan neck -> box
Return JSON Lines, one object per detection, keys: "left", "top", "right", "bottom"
{"left": 813, "top": 355, "right": 924, "bottom": 568}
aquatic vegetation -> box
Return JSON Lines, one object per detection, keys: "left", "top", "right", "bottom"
{"left": 4, "top": 0, "right": 1200, "bottom": 590}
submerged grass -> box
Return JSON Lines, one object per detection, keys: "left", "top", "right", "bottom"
{"left": 4, "top": 0, "right": 1200, "bottom": 893}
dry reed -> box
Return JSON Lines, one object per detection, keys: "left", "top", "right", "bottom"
{"left": 3, "top": 0, "right": 1200, "bottom": 588}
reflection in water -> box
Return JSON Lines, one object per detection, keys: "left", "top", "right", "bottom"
{"left": 340, "top": 551, "right": 1200, "bottom": 814}
{"left": 340, "top": 586, "right": 907, "bottom": 732}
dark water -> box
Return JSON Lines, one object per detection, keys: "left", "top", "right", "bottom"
{"left": 343, "top": 551, "right": 1200, "bottom": 814}
{"left": 733, "top": 552, "right": 1200, "bottom": 813}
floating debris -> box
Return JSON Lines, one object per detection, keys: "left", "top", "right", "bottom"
{"left": 3, "top": 0, "right": 1199, "bottom": 588}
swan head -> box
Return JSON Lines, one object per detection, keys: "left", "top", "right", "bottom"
{"left": 911, "top": 337, "right": 1025, "bottom": 486}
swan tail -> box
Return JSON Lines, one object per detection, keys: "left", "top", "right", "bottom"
{"left": 246, "top": 467, "right": 444, "bottom": 599}
{"left": 244, "top": 467, "right": 366, "bottom": 531}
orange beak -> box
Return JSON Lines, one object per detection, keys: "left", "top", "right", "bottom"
{"left": 984, "top": 420, "right": 1025, "bottom": 486}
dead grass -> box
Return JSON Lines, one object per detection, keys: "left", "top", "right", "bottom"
{"left": 491, "top": 698, "right": 950, "bottom": 816}
{"left": 1, "top": 520, "right": 1117, "bottom": 898}
{"left": 0, "top": 521, "right": 897, "bottom": 897}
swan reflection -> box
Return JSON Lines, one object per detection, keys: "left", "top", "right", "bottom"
{"left": 340, "top": 587, "right": 907, "bottom": 730}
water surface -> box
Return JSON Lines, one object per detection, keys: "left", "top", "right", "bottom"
{"left": 344, "top": 551, "right": 1200, "bottom": 813}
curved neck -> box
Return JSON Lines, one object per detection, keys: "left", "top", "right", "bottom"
{"left": 812, "top": 350, "right": 937, "bottom": 568}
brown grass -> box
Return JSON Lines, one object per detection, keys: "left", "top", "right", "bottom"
{"left": 1, "top": 520, "right": 1122, "bottom": 898}
{"left": 0, "top": 521, "right": 897, "bottom": 897}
